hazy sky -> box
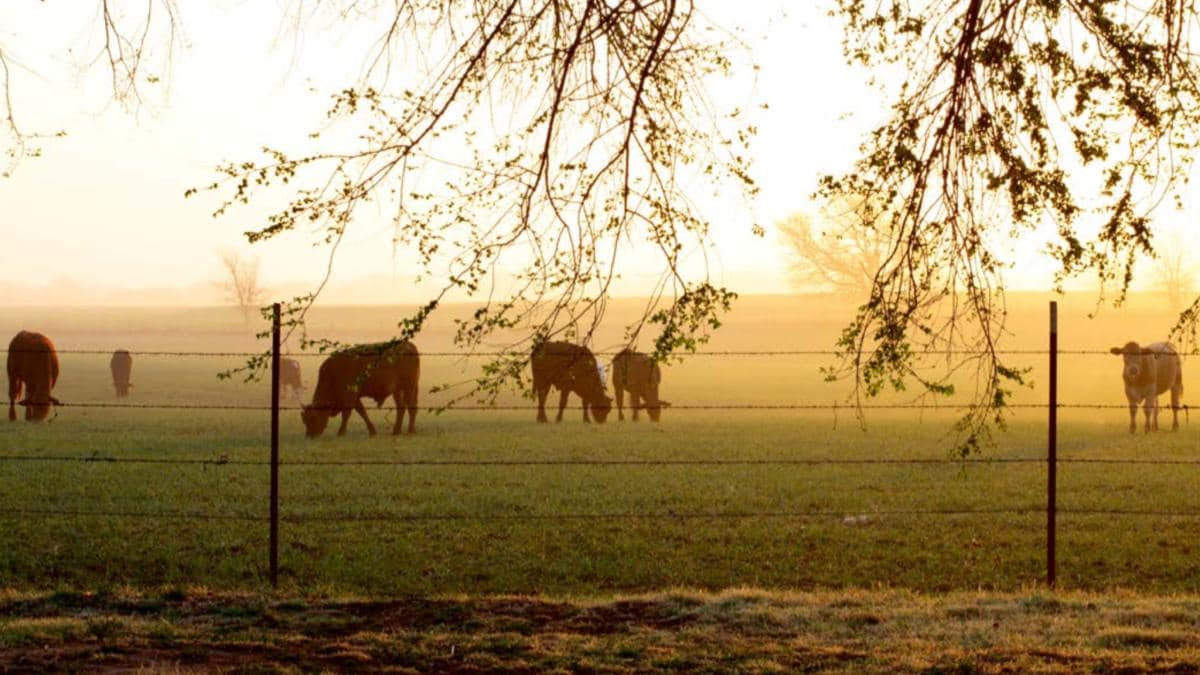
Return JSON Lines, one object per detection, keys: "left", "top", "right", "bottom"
{"left": 0, "top": 2, "right": 1193, "bottom": 305}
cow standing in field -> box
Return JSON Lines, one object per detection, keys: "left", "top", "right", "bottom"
{"left": 110, "top": 350, "right": 133, "bottom": 397}
{"left": 531, "top": 342, "right": 612, "bottom": 423}
{"left": 1110, "top": 341, "right": 1184, "bottom": 433}
{"left": 612, "top": 348, "right": 671, "bottom": 422}
{"left": 7, "top": 331, "right": 60, "bottom": 422}
{"left": 280, "top": 357, "right": 304, "bottom": 398}
{"left": 301, "top": 341, "right": 420, "bottom": 437}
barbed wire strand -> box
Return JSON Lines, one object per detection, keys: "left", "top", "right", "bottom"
{"left": 34, "top": 402, "right": 1159, "bottom": 411}
{"left": 1, "top": 348, "right": 1139, "bottom": 357}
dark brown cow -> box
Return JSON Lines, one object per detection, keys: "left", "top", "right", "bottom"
{"left": 280, "top": 357, "right": 304, "bottom": 397}
{"left": 7, "top": 331, "right": 60, "bottom": 422}
{"left": 301, "top": 341, "right": 420, "bottom": 437}
{"left": 110, "top": 350, "right": 133, "bottom": 397}
{"left": 531, "top": 341, "right": 612, "bottom": 423}
{"left": 612, "top": 348, "right": 671, "bottom": 422}
{"left": 1110, "top": 341, "right": 1184, "bottom": 433}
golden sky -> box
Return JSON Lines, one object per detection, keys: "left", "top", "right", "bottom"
{"left": 0, "top": 2, "right": 1194, "bottom": 305}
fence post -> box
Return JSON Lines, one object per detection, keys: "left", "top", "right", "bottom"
{"left": 1047, "top": 300, "right": 1058, "bottom": 588}
{"left": 270, "top": 303, "right": 281, "bottom": 588}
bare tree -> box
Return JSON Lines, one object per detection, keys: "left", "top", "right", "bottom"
{"left": 777, "top": 197, "right": 890, "bottom": 299}
{"left": 216, "top": 249, "right": 268, "bottom": 328}
{"left": 1153, "top": 231, "right": 1196, "bottom": 312}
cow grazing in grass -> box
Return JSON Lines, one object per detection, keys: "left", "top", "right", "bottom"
{"left": 280, "top": 357, "right": 304, "bottom": 398}
{"left": 612, "top": 348, "right": 671, "bottom": 422}
{"left": 1110, "top": 341, "right": 1184, "bottom": 433}
{"left": 7, "top": 331, "right": 60, "bottom": 422}
{"left": 301, "top": 341, "right": 420, "bottom": 437}
{"left": 110, "top": 350, "right": 133, "bottom": 397}
{"left": 531, "top": 341, "right": 612, "bottom": 423}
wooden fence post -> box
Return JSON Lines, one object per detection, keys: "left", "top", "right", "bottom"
{"left": 270, "top": 302, "right": 281, "bottom": 588}
{"left": 1047, "top": 300, "right": 1058, "bottom": 588}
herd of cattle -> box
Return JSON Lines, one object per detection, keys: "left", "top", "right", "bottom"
{"left": 6, "top": 329, "right": 1188, "bottom": 436}
{"left": 5, "top": 330, "right": 671, "bottom": 436}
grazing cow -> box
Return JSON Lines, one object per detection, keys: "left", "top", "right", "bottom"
{"left": 611, "top": 348, "right": 671, "bottom": 422}
{"left": 531, "top": 341, "right": 612, "bottom": 423}
{"left": 110, "top": 350, "right": 133, "bottom": 397}
{"left": 1110, "top": 341, "right": 1184, "bottom": 433}
{"left": 280, "top": 357, "right": 304, "bottom": 397}
{"left": 7, "top": 331, "right": 60, "bottom": 422}
{"left": 301, "top": 341, "right": 420, "bottom": 437}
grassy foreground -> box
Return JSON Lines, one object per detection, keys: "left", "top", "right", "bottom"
{"left": 4, "top": 587, "right": 1200, "bottom": 672}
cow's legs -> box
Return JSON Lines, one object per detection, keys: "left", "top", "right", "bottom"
{"left": 391, "top": 391, "right": 405, "bottom": 436}
{"left": 536, "top": 385, "right": 550, "bottom": 423}
{"left": 1127, "top": 399, "right": 1137, "bottom": 434}
{"left": 1171, "top": 385, "right": 1182, "bottom": 431}
{"left": 405, "top": 383, "right": 418, "bottom": 434}
{"left": 7, "top": 377, "right": 19, "bottom": 422}
{"left": 631, "top": 393, "right": 641, "bottom": 422}
{"left": 615, "top": 386, "right": 626, "bottom": 421}
{"left": 555, "top": 388, "right": 569, "bottom": 422}
{"left": 354, "top": 399, "right": 377, "bottom": 437}
{"left": 583, "top": 397, "right": 592, "bottom": 423}
{"left": 1143, "top": 397, "right": 1154, "bottom": 433}
{"left": 337, "top": 409, "right": 352, "bottom": 435}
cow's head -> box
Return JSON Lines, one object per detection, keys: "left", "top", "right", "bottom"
{"left": 1110, "top": 341, "right": 1153, "bottom": 384}
{"left": 18, "top": 395, "right": 60, "bottom": 421}
{"left": 301, "top": 404, "right": 333, "bottom": 438}
{"left": 639, "top": 399, "right": 671, "bottom": 423}
{"left": 589, "top": 394, "right": 613, "bottom": 424}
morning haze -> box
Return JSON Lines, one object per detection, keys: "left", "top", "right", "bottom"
{"left": 4, "top": 2, "right": 1200, "bottom": 672}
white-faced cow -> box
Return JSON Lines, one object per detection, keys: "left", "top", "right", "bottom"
{"left": 110, "top": 349, "right": 133, "bottom": 397}
{"left": 611, "top": 348, "right": 671, "bottom": 422}
{"left": 1109, "top": 341, "right": 1183, "bottom": 433}
{"left": 7, "top": 331, "right": 61, "bottom": 422}
{"left": 531, "top": 342, "right": 612, "bottom": 423}
{"left": 301, "top": 341, "right": 420, "bottom": 437}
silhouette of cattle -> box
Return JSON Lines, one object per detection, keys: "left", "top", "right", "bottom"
{"left": 110, "top": 349, "right": 133, "bottom": 397}
{"left": 7, "top": 331, "right": 60, "bottom": 422}
{"left": 301, "top": 341, "right": 420, "bottom": 437}
{"left": 612, "top": 348, "right": 670, "bottom": 422}
{"left": 1110, "top": 340, "right": 1184, "bottom": 433}
{"left": 280, "top": 357, "right": 304, "bottom": 397}
{"left": 531, "top": 341, "right": 612, "bottom": 423}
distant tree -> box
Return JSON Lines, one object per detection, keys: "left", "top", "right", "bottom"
{"left": 777, "top": 197, "right": 889, "bottom": 299}
{"left": 216, "top": 249, "right": 267, "bottom": 328}
{"left": 1153, "top": 231, "right": 1196, "bottom": 312}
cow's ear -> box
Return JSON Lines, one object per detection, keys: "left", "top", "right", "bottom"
{"left": 1110, "top": 347, "right": 1123, "bottom": 355}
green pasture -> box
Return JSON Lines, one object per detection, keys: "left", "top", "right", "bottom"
{"left": 1, "top": 297, "right": 1198, "bottom": 595}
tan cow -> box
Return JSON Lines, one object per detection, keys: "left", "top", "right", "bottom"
{"left": 280, "top": 357, "right": 304, "bottom": 398}
{"left": 531, "top": 341, "right": 612, "bottom": 423}
{"left": 7, "top": 331, "right": 61, "bottom": 422}
{"left": 1109, "top": 341, "right": 1184, "bottom": 433}
{"left": 110, "top": 349, "right": 133, "bottom": 397}
{"left": 301, "top": 341, "right": 420, "bottom": 437}
{"left": 611, "top": 348, "right": 671, "bottom": 422}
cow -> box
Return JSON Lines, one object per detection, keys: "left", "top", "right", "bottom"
{"left": 110, "top": 349, "right": 133, "bottom": 397}
{"left": 611, "top": 348, "right": 671, "bottom": 422}
{"left": 300, "top": 341, "right": 420, "bottom": 437}
{"left": 531, "top": 341, "right": 612, "bottom": 423}
{"left": 280, "top": 357, "right": 304, "bottom": 398}
{"left": 1109, "top": 341, "right": 1184, "bottom": 433}
{"left": 7, "top": 331, "right": 61, "bottom": 422}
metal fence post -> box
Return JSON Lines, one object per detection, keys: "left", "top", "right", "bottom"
{"left": 270, "top": 302, "right": 281, "bottom": 588}
{"left": 1047, "top": 300, "right": 1058, "bottom": 588}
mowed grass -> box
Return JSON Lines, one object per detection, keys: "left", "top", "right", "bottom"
{"left": 2, "top": 296, "right": 1200, "bottom": 596}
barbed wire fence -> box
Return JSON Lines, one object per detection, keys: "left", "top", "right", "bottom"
{"left": 1, "top": 301, "right": 1193, "bottom": 589}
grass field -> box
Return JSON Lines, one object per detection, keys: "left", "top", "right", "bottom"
{"left": 7, "top": 587, "right": 1200, "bottom": 672}
{"left": 1, "top": 294, "right": 1199, "bottom": 597}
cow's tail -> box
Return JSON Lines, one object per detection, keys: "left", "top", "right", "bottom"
{"left": 1179, "top": 370, "right": 1189, "bottom": 425}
